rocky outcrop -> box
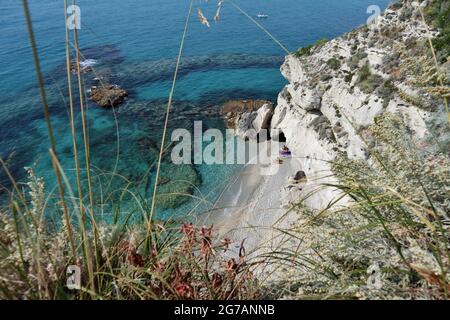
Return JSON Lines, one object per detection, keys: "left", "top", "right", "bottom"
{"left": 70, "top": 64, "right": 92, "bottom": 74}
{"left": 252, "top": 104, "right": 274, "bottom": 133}
{"left": 220, "top": 100, "right": 272, "bottom": 125}
{"left": 221, "top": 99, "right": 274, "bottom": 140}
{"left": 271, "top": 0, "right": 444, "bottom": 210}
{"left": 235, "top": 104, "right": 274, "bottom": 140}
{"left": 70, "top": 59, "right": 97, "bottom": 74}
{"left": 90, "top": 84, "right": 128, "bottom": 107}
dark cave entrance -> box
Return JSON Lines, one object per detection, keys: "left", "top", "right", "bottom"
{"left": 277, "top": 131, "right": 286, "bottom": 142}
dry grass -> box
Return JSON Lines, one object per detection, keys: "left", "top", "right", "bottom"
{"left": 0, "top": 0, "right": 260, "bottom": 300}
{"left": 2, "top": 0, "right": 449, "bottom": 301}
{"left": 260, "top": 112, "right": 449, "bottom": 300}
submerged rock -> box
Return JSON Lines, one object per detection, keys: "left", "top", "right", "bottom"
{"left": 119, "top": 54, "right": 284, "bottom": 87}
{"left": 70, "top": 62, "right": 92, "bottom": 74}
{"left": 220, "top": 99, "right": 272, "bottom": 127}
{"left": 90, "top": 84, "right": 128, "bottom": 107}
{"left": 137, "top": 137, "right": 159, "bottom": 153}
{"left": 155, "top": 163, "right": 201, "bottom": 209}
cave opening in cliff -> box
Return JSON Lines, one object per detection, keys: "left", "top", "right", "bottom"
{"left": 277, "top": 131, "right": 286, "bottom": 143}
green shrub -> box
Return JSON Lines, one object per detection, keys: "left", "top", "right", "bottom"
{"left": 425, "top": 0, "right": 450, "bottom": 62}
{"left": 348, "top": 49, "right": 368, "bottom": 70}
{"left": 315, "top": 38, "right": 329, "bottom": 47}
{"left": 356, "top": 63, "right": 383, "bottom": 94}
{"left": 377, "top": 79, "right": 398, "bottom": 107}
{"left": 294, "top": 44, "right": 313, "bottom": 57}
{"left": 294, "top": 38, "right": 329, "bottom": 58}
{"left": 326, "top": 57, "right": 341, "bottom": 70}
{"left": 344, "top": 72, "right": 354, "bottom": 83}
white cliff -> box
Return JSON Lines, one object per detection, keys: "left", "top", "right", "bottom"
{"left": 209, "top": 0, "right": 448, "bottom": 256}
{"left": 270, "top": 0, "right": 440, "bottom": 210}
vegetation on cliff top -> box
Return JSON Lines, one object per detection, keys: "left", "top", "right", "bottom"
{"left": 266, "top": 113, "right": 449, "bottom": 299}
{"left": 294, "top": 38, "right": 329, "bottom": 58}
{"left": 424, "top": 0, "right": 450, "bottom": 62}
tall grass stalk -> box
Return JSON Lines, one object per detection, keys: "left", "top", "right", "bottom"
{"left": 21, "top": 0, "right": 76, "bottom": 263}
{"left": 418, "top": 6, "right": 450, "bottom": 124}
{"left": 64, "top": 0, "right": 85, "bottom": 233}
{"left": 71, "top": 1, "right": 102, "bottom": 289}
{"left": 49, "top": 150, "right": 77, "bottom": 263}
{"left": 72, "top": 0, "right": 97, "bottom": 231}
{"left": 48, "top": 149, "right": 99, "bottom": 297}
{"left": 149, "top": 0, "right": 195, "bottom": 225}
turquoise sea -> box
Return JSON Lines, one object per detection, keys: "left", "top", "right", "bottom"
{"left": 0, "top": 0, "right": 391, "bottom": 221}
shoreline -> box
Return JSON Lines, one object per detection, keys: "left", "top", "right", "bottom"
{"left": 200, "top": 141, "right": 304, "bottom": 253}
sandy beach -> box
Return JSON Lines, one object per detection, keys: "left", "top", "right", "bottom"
{"left": 199, "top": 141, "right": 305, "bottom": 253}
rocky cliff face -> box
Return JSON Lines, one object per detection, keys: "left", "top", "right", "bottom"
{"left": 270, "top": 0, "right": 448, "bottom": 209}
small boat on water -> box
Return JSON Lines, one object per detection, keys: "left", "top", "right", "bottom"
{"left": 256, "top": 13, "right": 269, "bottom": 19}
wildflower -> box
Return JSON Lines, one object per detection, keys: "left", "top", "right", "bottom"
{"left": 175, "top": 283, "right": 194, "bottom": 299}
{"left": 225, "top": 258, "right": 239, "bottom": 276}
{"left": 118, "top": 240, "right": 144, "bottom": 267}
{"left": 25, "top": 167, "right": 45, "bottom": 226}
{"left": 152, "top": 261, "right": 165, "bottom": 274}
{"left": 180, "top": 222, "right": 195, "bottom": 237}
{"left": 211, "top": 272, "right": 223, "bottom": 290}
{"left": 220, "top": 238, "right": 231, "bottom": 251}
{"left": 200, "top": 225, "right": 214, "bottom": 257}
{"left": 180, "top": 222, "right": 196, "bottom": 248}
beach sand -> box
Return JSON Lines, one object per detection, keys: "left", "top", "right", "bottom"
{"left": 199, "top": 141, "right": 304, "bottom": 253}
{"left": 196, "top": 139, "right": 343, "bottom": 281}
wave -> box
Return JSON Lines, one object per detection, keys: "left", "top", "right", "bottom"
{"left": 80, "top": 58, "right": 98, "bottom": 68}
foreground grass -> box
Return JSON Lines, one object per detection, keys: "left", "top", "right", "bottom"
{"left": 260, "top": 0, "right": 450, "bottom": 299}
{"left": 0, "top": 0, "right": 448, "bottom": 300}
{"left": 261, "top": 113, "right": 449, "bottom": 300}
{"left": 0, "top": 173, "right": 258, "bottom": 299}
{"left": 0, "top": 0, "right": 260, "bottom": 300}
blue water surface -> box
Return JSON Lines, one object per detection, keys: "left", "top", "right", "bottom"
{"left": 0, "top": 0, "right": 391, "bottom": 221}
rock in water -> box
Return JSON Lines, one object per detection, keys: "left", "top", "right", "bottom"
{"left": 220, "top": 99, "right": 272, "bottom": 128}
{"left": 236, "top": 104, "right": 274, "bottom": 140}
{"left": 70, "top": 62, "right": 93, "bottom": 74}
{"left": 252, "top": 103, "right": 274, "bottom": 132}
{"left": 90, "top": 84, "right": 128, "bottom": 107}
{"left": 155, "top": 163, "right": 201, "bottom": 209}
{"left": 236, "top": 112, "right": 258, "bottom": 139}
{"left": 220, "top": 99, "right": 274, "bottom": 140}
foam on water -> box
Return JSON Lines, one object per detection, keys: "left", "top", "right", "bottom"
{"left": 79, "top": 58, "right": 98, "bottom": 68}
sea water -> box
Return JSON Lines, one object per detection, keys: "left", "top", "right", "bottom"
{"left": 0, "top": 0, "right": 391, "bottom": 221}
